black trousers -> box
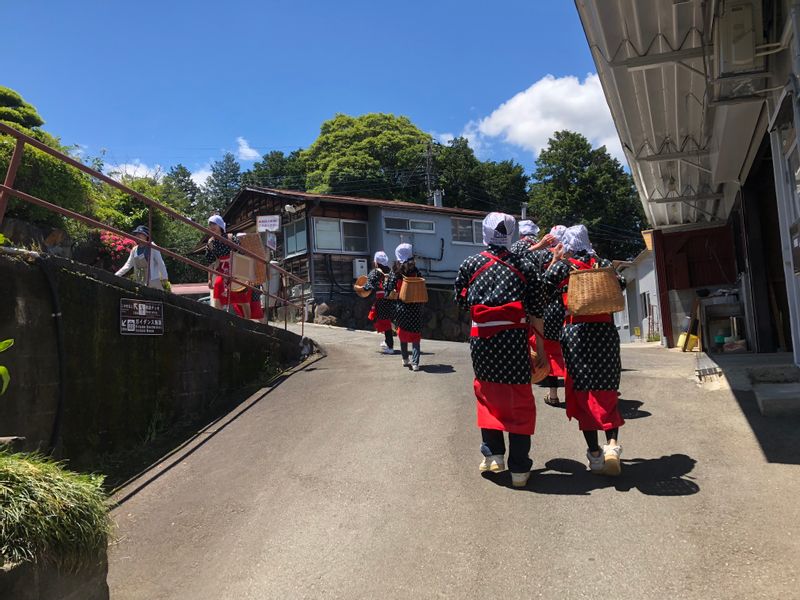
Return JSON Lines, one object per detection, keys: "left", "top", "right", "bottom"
{"left": 481, "top": 428, "right": 532, "bottom": 473}
{"left": 384, "top": 330, "right": 394, "bottom": 348}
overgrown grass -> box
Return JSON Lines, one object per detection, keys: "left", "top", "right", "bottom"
{"left": 0, "top": 451, "right": 111, "bottom": 571}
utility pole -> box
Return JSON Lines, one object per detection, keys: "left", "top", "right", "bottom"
{"left": 425, "top": 141, "right": 434, "bottom": 205}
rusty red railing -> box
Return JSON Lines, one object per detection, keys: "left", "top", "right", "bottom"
{"left": 0, "top": 121, "right": 307, "bottom": 336}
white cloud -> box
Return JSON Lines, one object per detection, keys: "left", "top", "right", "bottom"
{"left": 191, "top": 163, "right": 212, "bottom": 187}
{"left": 431, "top": 130, "right": 455, "bottom": 145}
{"left": 466, "top": 73, "right": 623, "bottom": 162}
{"left": 106, "top": 159, "right": 163, "bottom": 181}
{"left": 236, "top": 136, "right": 260, "bottom": 161}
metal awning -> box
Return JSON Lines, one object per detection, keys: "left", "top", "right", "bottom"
{"left": 575, "top": 0, "right": 778, "bottom": 230}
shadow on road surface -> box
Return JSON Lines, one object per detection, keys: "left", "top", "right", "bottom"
{"left": 541, "top": 397, "right": 652, "bottom": 420}
{"left": 482, "top": 454, "right": 699, "bottom": 496}
{"left": 418, "top": 364, "right": 456, "bottom": 374}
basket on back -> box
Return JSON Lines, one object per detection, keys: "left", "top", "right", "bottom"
{"left": 238, "top": 233, "right": 268, "bottom": 284}
{"left": 399, "top": 276, "right": 428, "bottom": 303}
{"left": 353, "top": 275, "right": 371, "bottom": 298}
{"left": 566, "top": 266, "right": 625, "bottom": 316}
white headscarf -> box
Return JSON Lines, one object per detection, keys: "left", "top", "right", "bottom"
{"left": 549, "top": 225, "right": 567, "bottom": 245}
{"left": 208, "top": 214, "right": 226, "bottom": 232}
{"left": 482, "top": 212, "right": 516, "bottom": 248}
{"left": 562, "top": 224, "right": 594, "bottom": 254}
{"left": 395, "top": 243, "right": 413, "bottom": 263}
{"left": 374, "top": 251, "right": 390, "bottom": 267}
{"left": 518, "top": 220, "right": 540, "bottom": 238}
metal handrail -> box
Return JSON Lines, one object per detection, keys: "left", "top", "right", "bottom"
{"left": 0, "top": 122, "right": 307, "bottom": 335}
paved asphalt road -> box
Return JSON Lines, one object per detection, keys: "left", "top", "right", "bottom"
{"left": 109, "top": 324, "right": 800, "bottom": 600}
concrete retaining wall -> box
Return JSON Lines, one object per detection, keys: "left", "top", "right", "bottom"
{"left": 0, "top": 249, "right": 302, "bottom": 470}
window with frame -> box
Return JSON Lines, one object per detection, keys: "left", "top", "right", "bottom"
{"left": 384, "top": 217, "right": 435, "bottom": 233}
{"left": 313, "top": 217, "right": 369, "bottom": 253}
{"left": 451, "top": 217, "right": 483, "bottom": 244}
{"left": 640, "top": 292, "right": 651, "bottom": 318}
{"left": 283, "top": 219, "right": 307, "bottom": 256}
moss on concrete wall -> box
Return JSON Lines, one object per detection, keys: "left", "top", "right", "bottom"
{"left": 0, "top": 249, "right": 302, "bottom": 471}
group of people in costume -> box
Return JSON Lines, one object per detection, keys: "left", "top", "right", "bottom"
{"left": 362, "top": 242, "right": 426, "bottom": 371}
{"left": 456, "top": 212, "right": 626, "bottom": 487}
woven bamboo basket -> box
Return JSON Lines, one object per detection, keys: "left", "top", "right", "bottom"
{"left": 353, "top": 275, "right": 371, "bottom": 298}
{"left": 566, "top": 267, "right": 625, "bottom": 316}
{"left": 230, "top": 253, "right": 255, "bottom": 293}
{"left": 399, "top": 276, "right": 428, "bottom": 303}
{"left": 238, "top": 233, "right": 268, "bottom": 284}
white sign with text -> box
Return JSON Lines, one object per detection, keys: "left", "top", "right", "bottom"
{"left": 257, "top": 215, "right": 281, "bottom": 232}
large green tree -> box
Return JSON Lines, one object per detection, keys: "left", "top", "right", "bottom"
{"left": 302, "top": 113, "right": 431, "bottom": 200}
{"left": 529, "top": 130, "right": 646, "bottom": 259}
{"left": 435, "top": 137, "right": 528, "bottom": 213}
{"left": 0, "top": 86, "right": 90, "bottom": 227}
{"left": 162, "top": 164, "right": 201, "bottom": 216}
{"left": 243, "top": 149, "right": 306, "bottom": 190}
{"left": 202, "top": 152, "right": 241, "bottom": 215}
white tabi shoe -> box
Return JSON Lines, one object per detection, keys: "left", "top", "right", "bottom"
{"left": 402, "top": 358, "right": 410, "bottom": 367}
{"left": 587, "top": 450, "right": 605, "bottom": 474}
{"left": 479, "top": 454, "right": 506, "bottom": 473}
{"left": 602, "top": 444, "right": 622, "bottom": 476}
{"left": 412, "top": 364, "right": 419, "bottom": 371}
{"left": 511, "top": 471, "right": 531, "bottom": 488}
{"left": 383, "top": 347, "right": 395, "bottom": 355}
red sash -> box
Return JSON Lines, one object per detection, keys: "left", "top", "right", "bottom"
{"left": 470, "top": 301, "right": 527, "bottom": 338}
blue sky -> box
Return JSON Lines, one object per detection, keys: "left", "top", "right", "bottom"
{"left": 1, "top": 1, "right": 617, "bottom": 184}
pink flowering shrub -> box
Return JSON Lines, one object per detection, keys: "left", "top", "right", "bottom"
{"left": 97, "top": 231, "right": 135, "bottom": 266}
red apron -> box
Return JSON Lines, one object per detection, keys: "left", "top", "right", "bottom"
{"left": 212, "top": 255, "right": 251, "bottom": 305}
{"left": 368, "top": 273, "right": 393, "bottom": 333}
{"left": 471, "top": 300, "right": 536, "bottom": 435}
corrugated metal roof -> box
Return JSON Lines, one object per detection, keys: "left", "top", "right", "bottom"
{"left": 575, "top": 0, "right": 775, "bottom": 230}
{"left": 225, "top": 187, "right": 490, "bottom": 220}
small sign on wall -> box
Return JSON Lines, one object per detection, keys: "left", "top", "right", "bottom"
{"left": 120, "top": 299, "right": 164, "bottom": 335}
{"left": 266, "top": 231, "right": 277, "bottom": 250}
{"left": 257, "top": 215, "right": 281, "bottom": 232}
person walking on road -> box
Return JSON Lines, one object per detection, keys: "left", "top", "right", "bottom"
{"left": 455, "top": 212, "right": 547, "bottom": 488}
{"left": 205, "top": 215, "right": 250, "bottom": 313}
{"left": 363, "top": 250, "right": 395, "bottom": 354}
{"left": 517, "top": 224, "right": 568, "bottom": 406}
{"left": 385, "top": 243, "right": 425, "bottom": 371}
{"left": 115, "top": 225, "right": 170, "bottom": 290}
{"left": 543, "top": 224, "right": 626, "bottom": 476}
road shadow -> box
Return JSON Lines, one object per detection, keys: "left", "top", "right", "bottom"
{"left": 538, "top": 397, "right": 651, "bottom": 420}
{"left": 418, "top": 364, "right": 455, "bottom": 374}
{"left": 482, "top": 454, "right": 699, "bottom": 497}
{"left": 726, "top": 389, "right": 800, "bottom": 465}
{"left": 618, "top": 399, "right": 651, "bottom": 419}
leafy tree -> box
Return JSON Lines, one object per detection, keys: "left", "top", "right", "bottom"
{"left": 302, "top": 113, "right": 430, "bottom": 200}
{"left": 162, "top": 164, "right": 201, "bottom": 215}
{"left": 243, "top": 150, "right": 306, "bottom": 190}
{"left": 529, "top": 130, "right": 646, "bottom": 260}
{"left": 0, "top": 87, "right": 90, "bottom": 227}
{"left": 434, "top": 137, "right": 485, "bottom": 209}
{"left": 202, "top": 152, "right": 241, "bottom": 215}
{"left": 0, "top": 86, "right": 44, "bottom": 130}
{"left": 159, "top": 165, "right": 207, "bottom": 282}
{"left": 435, "top": 137, "right": 528, "bottom": 213}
